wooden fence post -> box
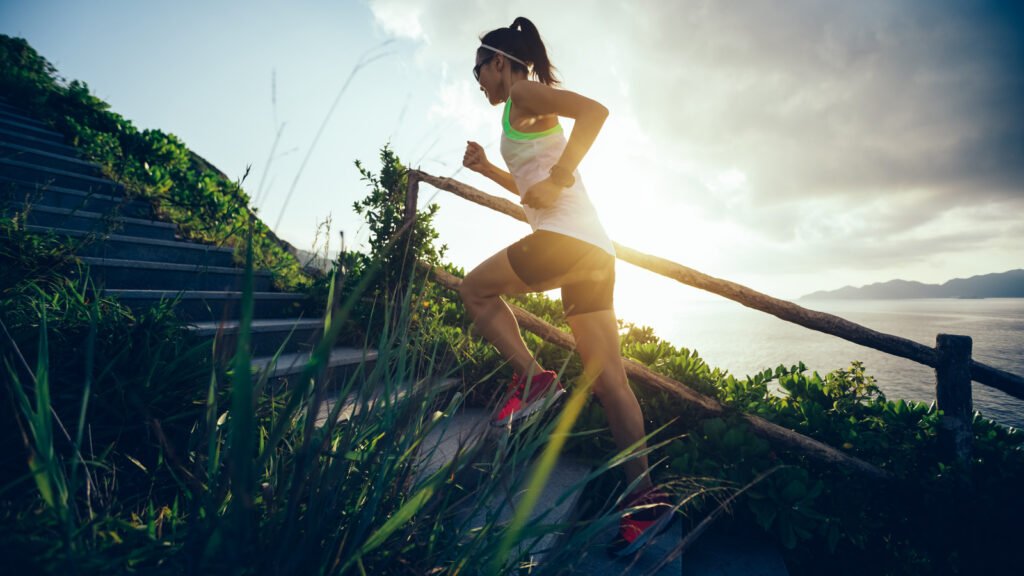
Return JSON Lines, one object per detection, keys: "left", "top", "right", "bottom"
{"left": 935, "top": 334, "right": 973, "bottom": 468}
{"left": 400, "top": 171, "right": 420, "bottom": 283}
{"left": 404, "top": 171, "right": 419, "bottom": 228}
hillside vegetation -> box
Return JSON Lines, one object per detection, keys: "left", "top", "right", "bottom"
{"left": 3, "top": 34, "right": 1023, "bottom": 576}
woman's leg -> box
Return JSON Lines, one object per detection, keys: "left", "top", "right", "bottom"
{"left": 567, "top": 309, "right": 653, "bottom": 492}
{"left": 459, "top": 248, "right": 550, "bottom": 377}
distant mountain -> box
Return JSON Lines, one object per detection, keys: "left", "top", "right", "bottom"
{"left": 800, "top": 269, "right": 1024, "bottom": 300}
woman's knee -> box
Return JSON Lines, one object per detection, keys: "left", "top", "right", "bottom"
{"left": 589, "top": 368, "right": 629, "bottom": 402}
{"left": 457, "top": 276, "right": 479, "bottom": 305}
{"left": 459, "top": 270, "right": 495, "bottom": 304}
{"left": 577, "top": 350, "right": 627, "bottom": 392}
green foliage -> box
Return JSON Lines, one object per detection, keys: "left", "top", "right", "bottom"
{"left": 658, "top": 361, "right": 1024, "bottom": 574}
{"left": 352, "top": 146, "right": 446, "bottom": 295}
{"left": 0, "top": 34, "right": 311, "bottom": 291}
{"left": 663, "top": 413, "right": 826, "bottom": 551}
{"left": 0, "top": 212, "right": 79, "bottom": 308}
{"left": 306, "top": 146, "right": 452, "bottom": 349}
{"left": 0, "top": 218, "right": 213, "bottom": 534}
{"left": 712, "top": 362, "right": 944, "bottom": 477}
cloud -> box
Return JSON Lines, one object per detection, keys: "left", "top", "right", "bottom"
{"left": 368, "top": 0, "right": 425, "bottom": 39}
{"left": 368, "top": 0, "right": 1023, "bottom": 286}
{"left": 623, "top": 1, "right": 1024, "bottom": 210}
{"left": 426, "top": 78, "right": 494, "bottom": 133}
{"left": 618, "top": 1, "right": 1024, "bottom": 273}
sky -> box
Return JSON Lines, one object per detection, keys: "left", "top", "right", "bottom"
{"left": 2, "top": 0, "right": 1021, "bottom": 330}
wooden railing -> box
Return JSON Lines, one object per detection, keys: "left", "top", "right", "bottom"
{"left": 405, "top": 169, "right": 1024, "bottom": 477}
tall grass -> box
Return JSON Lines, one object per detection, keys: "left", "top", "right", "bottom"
{"left": 2, "top": 214, "right": 726, "bottom": 575}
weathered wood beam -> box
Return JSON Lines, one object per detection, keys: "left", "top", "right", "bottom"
{"left": 969, "top": 361, "right": 1024, "bottom": 399}
{"left": 612, "top": 245, "right": 938, "bottom": 367}
{"left": 415, "top": 171, "right": 528, "bottom": 224}
{"left": 412, "top": 169, "right": 1024, "bottom": 402}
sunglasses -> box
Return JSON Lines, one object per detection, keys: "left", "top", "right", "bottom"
{"left": 473, "top": 54, "right": 495, "bottom": 82}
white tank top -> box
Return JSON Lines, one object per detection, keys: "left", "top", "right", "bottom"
{"left": 498, "top": 95, "right": 616, "bottom": 257}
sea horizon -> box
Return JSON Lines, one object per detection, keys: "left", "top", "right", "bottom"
{"left": 630, "top": 297, "right": 1024, "bottom": 429}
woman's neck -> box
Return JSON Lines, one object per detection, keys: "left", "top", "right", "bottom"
{"left": 504, "top": 74, "right": 530, "bottom": 99}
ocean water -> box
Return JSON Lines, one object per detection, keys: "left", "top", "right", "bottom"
{"left": 649, "top": 298, "right": 1024, "bottom": 429}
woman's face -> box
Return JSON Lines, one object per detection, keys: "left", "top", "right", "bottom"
{"left": 474, "top": 51, "right": 504, "bottom": 105}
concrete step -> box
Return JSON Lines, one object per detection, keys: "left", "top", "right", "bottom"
{"left": 312, "top": 376, "right": 461, "bottom": 427}
{"left": 105, "top": 289, "right": 307, "bottom": 321}
{"left": 4, "top": 202, "right": 176, "bottom": 241}
{"left": 25, "top": 226, "right": 235, "bottom": 267}
{"left": 414, "top": 407, "right": 494, "bottom": 484}
{"left": 0, "top": 126, "right": 82, "bottom": 157}
{"left": 78, "top": 257, "right": 272, "bottom": 292}
{"left": 252, "top": 347, "right": 379, "bottom": 390}
{"left": 412, "top": 404, "right": 595, "bottom": 570}
{"left": 566, "top": 507, "right": 685, "bottom": 575}
{"left": 189, "top": 318, "right": 323, "bottom": 357}
{"left": 1, "top": 176, "right": 152, "bottom": 218}
{"left": 0, "top": 157, "right": 124, "bottom": 196}
{"left": 679, "top": 519, "right": 790, "bottom": 576}
{"left": 565, "top": 498, "right": 791, "bottom": 576}
{"left": 0, "top": 98, "right": 55, "bottom": 122}
{"left": 0, "top": 141, "right": 104, "bottom": 178}
{"left": 0, "top": 114, "right": 65, "bottom": 143}
{"left": 0, "top": 108, "right": 51, "bottom": 130}
{"left": 470, "top": 451, "right": 592, "bottom": 570}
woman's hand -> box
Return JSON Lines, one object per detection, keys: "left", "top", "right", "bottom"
{"left": 463, "top": 141, "right": 491, "bottom": 174}
{"left": 521, "top": 178, "right": 563, "bottom": 209}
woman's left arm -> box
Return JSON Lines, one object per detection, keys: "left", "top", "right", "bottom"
{"left": 514, "top": 81, "right": 609, "bottom": 208}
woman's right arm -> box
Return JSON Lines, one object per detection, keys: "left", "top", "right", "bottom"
{"left": 464, "top": 141, "right": 519, "bottom": 196}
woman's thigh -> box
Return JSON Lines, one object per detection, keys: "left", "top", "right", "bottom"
{"left": 464, "top": 231, "right": 609, "bottom": 299}
{"left": 461, "top": 247, "right": 541, "bottom": 299}
{"left": 505, "top": 230, "right": 605, "bottom": 288}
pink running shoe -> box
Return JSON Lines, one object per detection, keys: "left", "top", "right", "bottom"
{"left": 490, "top": 370, "right": 565, "bottom": 427}
{"left": 606, "top": 485, "right": 675, "bottom": 558}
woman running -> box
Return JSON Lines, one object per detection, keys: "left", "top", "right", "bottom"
{"left": 458, "top": 17, "right": 673, "bottom": 557}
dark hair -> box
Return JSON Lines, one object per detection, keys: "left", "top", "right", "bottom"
{"left": 478, "top": 17, "right": 560, "bottom": 86}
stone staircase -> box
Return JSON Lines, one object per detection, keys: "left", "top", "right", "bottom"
{"left": 0, "top": 97, "right": 377, "bottom": 388}
{"left": 0, "top": 97, "right": 789, "bottom": 575}
{"left": 414, "top": 405, "right": 703, "bottom": 575}
{"left": 411, "top": 392, "right": 791, "bottom": 575}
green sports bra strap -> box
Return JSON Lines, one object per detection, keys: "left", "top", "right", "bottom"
{"left": 503, "top": 97, "right": 563, "bottom": 141}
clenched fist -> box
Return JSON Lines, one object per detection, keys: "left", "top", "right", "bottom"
{"left": 463, "top": 141, "right": 491, "bottom": 174}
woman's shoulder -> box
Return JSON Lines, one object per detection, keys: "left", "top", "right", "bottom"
{"left": 510, "top": 81, "right": 605, "bottom": 122}
{"left": 509, "top": 79, "right": 554, "bottom": 111}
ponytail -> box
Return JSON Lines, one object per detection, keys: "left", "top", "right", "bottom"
{"left": 509, "top": 17, "right": 559, "bottom": 86}
{"left": 479, "top": 16, "right": 560, "bottom": 86}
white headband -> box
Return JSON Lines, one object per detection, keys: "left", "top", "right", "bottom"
{"left": 479, "top": 43, "right": 529, "bottom": 68}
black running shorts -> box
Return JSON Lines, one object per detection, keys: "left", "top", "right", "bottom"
{"left": 506, "top": 230, "right": 616, "bottom": 318}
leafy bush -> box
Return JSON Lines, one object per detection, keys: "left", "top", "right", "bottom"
{"left": 660, "top": 361, "right": 1024, "bottom": 575}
